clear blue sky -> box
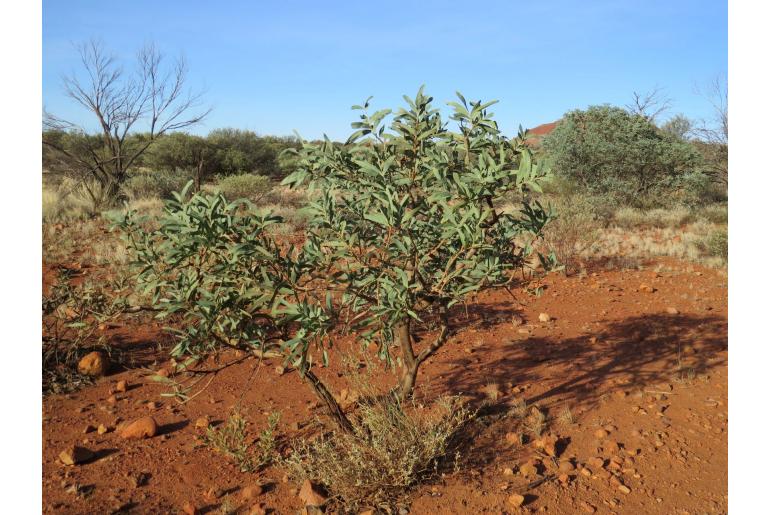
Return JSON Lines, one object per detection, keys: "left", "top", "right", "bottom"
{"left": 42, "top": 0, "right": 727, "bottom": 140}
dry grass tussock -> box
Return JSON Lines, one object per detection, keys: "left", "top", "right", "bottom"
{"left": 282, "top": 359, "right": 475, "bottom": 511}
{"left": 594, "top": 221, "right": 726, "bottom": 267}
{"left": 42, "top": 179, "right": 100, "bottom": 223}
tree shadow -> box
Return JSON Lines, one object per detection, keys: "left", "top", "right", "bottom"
{"left": 432, "top": 312, "right": 727, "bottom": 416}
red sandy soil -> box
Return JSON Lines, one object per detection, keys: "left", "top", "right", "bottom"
{"left": 42, "top": 257, "right": 727, "bottom": 514}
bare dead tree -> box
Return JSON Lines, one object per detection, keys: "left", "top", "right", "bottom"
{"left": 692, "top": 75, "right": 728, "bottom": 186}
{"left": 626, "top": 85, "right": 672, "bottom": 123}
{"left": 43, "top": 39, "right": 210, "bottom": 207}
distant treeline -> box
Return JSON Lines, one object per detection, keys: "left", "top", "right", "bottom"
{"left": 43, "top": 128, "right": 304, "bottom": 184}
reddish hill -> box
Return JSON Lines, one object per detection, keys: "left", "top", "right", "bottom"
{"left": 528, "top": 121, "right": 558, "bottom": 136}
{"left": 524, "top": 121, "right": 558, "bottom": 146}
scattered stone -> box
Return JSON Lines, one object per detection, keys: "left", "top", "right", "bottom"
{"left": 298, "top": 479, "right": 327, "bottom": 507}
{"left": 97, "top": 424, "right": 110, "bottom": 435}
{"left": 579, "top": 501, "right": 597, "bottom": 513}
{"left": 242, "top": 484, "right": 264, "bottom": 500}
{"left": 181, "top": 501, "right": 197, "bottom": 515}
{"left": 519, "top": 461, "right": 539, "bottom": 478}
{"left": 508, "top": 494, "right": 526, "bottom": 507}
{"left": 120, "top": 417, "right": 158, "bottom": 440}
{"left": 503, "top": 467, "right": 514, "bottom": 476}
{"left": 146, "top": 401, "right": 159, "bottom": 410}
{"left": 194, "top": 417, "right": 210, "bottom": 429}
{"left": 580, "top": 467, "right": 592, "bottom": 477}
{"left": 638, "top": 284, "right": 655, "bottom": 293}
{"left": 511, "top": 315, "right": 525, "bottom": 326}
{"left": 129, "top": 471, "right": 149, "bottom": 488}
{"left": 114, "top": 380, "right": 127, "bottom": 393}
{"left": 275, "top": 366, "right": 286, "bottom": 376}
{"left": 59, "top": 446, "right": 94, "bottom": 466}
{"left": 603, "top": 440, "right": 620, "bottom": 454}
{"left": 107, "top": 395, "right": 118, "bottom": 405}
{"left": 156, "top": 368, "right": 170, "bottom": 378}
{"left": 618, "top": 485, "right": 631, "bottom": 495}
{"left": 558, "top": 473, "right": 571, "bottom": 484}
{"left": 249, "top": 504, "right": 268, "bottom": 515}
{"left": 202, "top": 488, "right": 221, "bottom": 503}
{"left": 535, "top": 434, "right": 559, "bottom": 457}
{"left": 77, "top": 351, "right": 110, "bottom": 377}
{"left": 588, "top": 457, "right": 605, "bottom": 469}
{"left": 666, "top": 307, "right": 679, "bottom": 315}
{"left": 538, "top": 312, "right": 551, "bottom": 323}
{"left": 558, "top": 461, "right": 575, "bottom": 472}
{"left": 594, "top": 428, "right": 608, "bottom": 439}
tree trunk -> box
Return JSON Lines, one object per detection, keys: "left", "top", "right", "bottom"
{"left": 395, "top": 320, "right": 419, "bottom": 401}
{"left": 195, "top": 160, "right": 204, "bottom": 192}
{"left": 395, "top": 307, "right": 450, "bottom": 401}
{"left": 301, "top": 366, "right": 355, "bottom": 434}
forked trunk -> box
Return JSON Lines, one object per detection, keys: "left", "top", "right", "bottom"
{"left": 395, "top": 307, "right": 450, "bottom": 401}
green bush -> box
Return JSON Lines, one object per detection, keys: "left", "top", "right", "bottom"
{"left": 123, "top": 170, "right": 192, "bottom": 200}
{"left": 542, "top": 105, "right": 702, "bottom": 207}
{"left": 117, "top": 185, "right": 285, "bottom": 358}
{"left": 120, "top": 89, "right": 551, "bottom": 434}
{"left": 214, "top": 173, "right": 273, "bottom": 201}
{"left": 705, "top": 230, "right": 728, "bottom": 260}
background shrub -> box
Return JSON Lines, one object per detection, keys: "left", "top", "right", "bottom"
{"left": 705, "top": 229, "right": 728, "bottom": 260}
{"left": 542, "top": 105, "right": 702, "bottom": 207}
{"left": 123, "top": 169, "right": 192, "bottom": 201}
{"left": 213, "top": 173, "right": 273, "bottom": 201}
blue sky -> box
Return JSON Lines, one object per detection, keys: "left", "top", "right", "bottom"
{"left": 42, "top": 0, "right": 727, "bottom": 140}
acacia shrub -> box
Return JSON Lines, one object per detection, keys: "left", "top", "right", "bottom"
{"left": 542, "top": 105, "right": 702, "bottom": 207}
{"left": 282, "top": 88, "right": 551, "bottom": 400}
{"left": 119, "top": 88, "right": 551, "bottom": 432}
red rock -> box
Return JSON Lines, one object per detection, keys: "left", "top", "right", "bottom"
{"left": 114, "top": 380, "right": 127, "bottom": 393}
{"left": 298, "top": 479, "right": 326, "bottom": 507}
{"left": 77, "top": 351, "right": 109, "bottom": 377}
{"left": 242, "top": 485, "right": 264, "bottom": 500}
{"left": 120, "top": 417, "right": 158, "bottom": 439}
{"left": 508, "top": 493, "right": 525, "bottom": 507}
{"left": 59, "top": 445, "right": 94, "bottom": 466}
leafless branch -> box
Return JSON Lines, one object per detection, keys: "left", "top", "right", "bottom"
{"left": 626, "top": 85, "right": 672, "bottom": 123}
{"left": 43, "top": 39, "right": 211, "bottom": 207}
